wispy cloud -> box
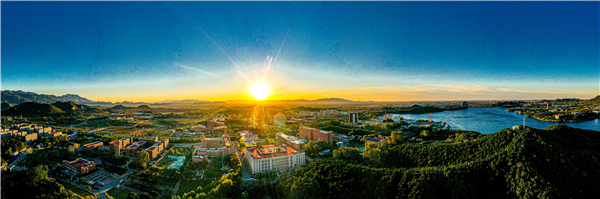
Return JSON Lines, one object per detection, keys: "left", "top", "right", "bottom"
{"left": 174, "top": 62, "right": 227, "bottom": 80}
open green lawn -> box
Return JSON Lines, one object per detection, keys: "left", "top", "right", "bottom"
{"left": 156, "top": 176, "right": 179, "bottom": 187}
{"left": 176, "top": 180, "right": 210, "bottom": 196}
{"left": 56, "top": 180, "right": 94, "bottom": 198}
{"left": 107, "top": 188, "right": 129, "bottom": 199}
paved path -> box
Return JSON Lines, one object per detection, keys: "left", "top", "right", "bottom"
{"left": 172, "top": 180, "right": 183, "bottom": 195}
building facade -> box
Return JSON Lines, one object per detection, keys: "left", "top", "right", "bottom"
{"left": 299, "top": 126, "right": 333, "bottom": 144}
{"left": 62, "top": 158, "right": 96, "bottom": 175}
{"left": 244, "top": 144, "right": 305, "bottom": 174}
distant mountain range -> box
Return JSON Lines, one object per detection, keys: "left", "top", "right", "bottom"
{"left": 1, "top": 101, "right": 95, "bottom": 116}
{"left": 1, "top": 90, "right": 358, "bottom": 106}
{"left": 1, "top": 90, "right": 97, "bottom": 104}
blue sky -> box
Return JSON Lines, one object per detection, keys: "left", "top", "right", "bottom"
{"left": 2, "top": 1, "right": 598, "bottom": 102}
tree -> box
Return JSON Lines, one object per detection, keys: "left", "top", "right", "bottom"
{"left": 139, "top": 192, "right": 153, "bottom": 199}
{"left": 363, "top": 143, "right": 382, "bottom": 166}
{"left": 390, "top": 131, "right": 405, "bottom": 144}
{"left": 333, "top": 146, "right": 362, "bottom": 163}
{"left": 127, "top": 192, "right": 139, "bottom": 199}
{"left": 28, "top": 165, "right": 49, "bottom": 180}
{"left": 135, "top": 150, "right": 150, "bottom": 169}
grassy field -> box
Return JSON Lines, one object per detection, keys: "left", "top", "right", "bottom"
{"left": 107, "top": 188, "right": 129, "bottom": 199}
{"left": 176, "top": 180, "right": 210, "bottom": 196}
{"left": 56, "top": 180, "right": 94, "bottom": 198}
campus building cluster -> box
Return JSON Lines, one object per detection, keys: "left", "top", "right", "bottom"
{"left": 61, "top": 158, "right": 96, "bottom": 175}
{"left": 1, "top": 123, "right": 61, "bottom": 143}
{"left": 298, "top": 109, "right": 341, "bottom": 117}
{"left": 244, "top": 144, "right": 305, "bottom": 174}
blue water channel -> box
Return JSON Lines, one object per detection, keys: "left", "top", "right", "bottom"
{"left": 391, "top": 107, "right": 600, "bottom": 134}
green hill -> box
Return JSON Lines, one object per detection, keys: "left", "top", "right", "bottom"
{"left": 1, "top": 101, "right": 96, "bottom": 116}
{"left": 288, "top": 125, "right": 600, "bottom": 199}
{"left": 1, "top": 102, "right": 13, "bottom": 111}
{"left": 584, "top": 95, "right": 600, "bottom": 106}
{"left": 2, "top": 102, "right": 66, "bottom": 116}
{"left": 51, "top": 101, "right": 92, "bottom": 112}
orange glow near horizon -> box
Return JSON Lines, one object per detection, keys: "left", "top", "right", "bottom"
{"left": 250, "top": 83, "right": 270, "bottom": 100}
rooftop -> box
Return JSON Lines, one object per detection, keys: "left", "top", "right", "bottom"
{"left": 246, "top": 144, "right": 303, "bottom": 159}
{"left": 84, "top": 141, "right": 103, "bottom": 147}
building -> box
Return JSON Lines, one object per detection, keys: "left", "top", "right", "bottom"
{"left": 98, "top": 145, "right": 110, "bottom": 151}
{"left": 62, "top": 158, "right": 96, "bottom": 175}
{"left": 192, "top": 155, "right": 205, "bottom": 162}
{"left": 48, "top": 131, "right": 63, "bottom": 138}
{"left": 319, "top": 109, "right": 341, "bottom": 116}
{"left": 349, "top": 112, "right": 359, "bottom": 123}
{"left": 276, "top": 133, "right": 307, "bottom": 150}
{"left": 299, "top": 110, "right": 319, "bottom": 117}
{"left": 299, "top": 126, "right": 333, "bottom": 144}
{"left": 197, "top": 135, "right": 234, "bottom": 157}
{"left": 124, "top": 141, "right": 146, "bottom": 156}
{"left": 244, "top": 144, "right": 305, "bottom": 174}
{"left": 462, "top": 101, "right": 468, "bottom": 108}
{"left": 83, "top": 141, "right": 104, "bottom": 151}
{"left": 144, "top": 139, "right": 169, "bottom": 159}
{"left": 190, "top": 121, "right": 228, "bottom": 135}
{"left": 333, "top": 134, "right": 355, "bottom": 142}
{"left": 110, "top": 137, "right": 133, "bottom": 153}
{"left": 201, "top": 138, "right": 225, "bottom": 148}
{"left": 365, "top": 138, "right": 381, "bottom": 146}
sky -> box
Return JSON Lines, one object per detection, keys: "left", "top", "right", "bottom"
{"left": 2, "top": 1, "right": 599, "bottom": 102}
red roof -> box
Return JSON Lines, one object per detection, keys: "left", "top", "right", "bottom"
{"left": 50, "top": 131, "right": 61, "bottom": 134}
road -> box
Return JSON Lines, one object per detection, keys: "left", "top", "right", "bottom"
{"left": 93, "top": 168, "right": 136, "bottom": 199}
{"left": 7, "top": 150, "right": 29, "bottom": 171}
{"left": 232, "top": 141, "right": 252, "bottom": 180}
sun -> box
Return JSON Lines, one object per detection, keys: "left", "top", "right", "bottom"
{"left": 251, "top": 83, "right": 270, "bottom": 100}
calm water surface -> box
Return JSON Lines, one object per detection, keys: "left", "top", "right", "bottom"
{"left": 392, "top": 107, "right": 600, "bottom": 134}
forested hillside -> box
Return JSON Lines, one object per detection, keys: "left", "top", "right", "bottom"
{"left": 287, "top": 125, "right": 600, "bottom": 199}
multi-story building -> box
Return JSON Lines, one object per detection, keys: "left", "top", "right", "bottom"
{"left": 124, "top": 141, "right": 146, "bottom": 156}
{"left": 15, "top": 131, "right": 38, "bottom": 143}
{"left": 319, "top": 109, "right": 341, "bottom": 116}
{"left": 365, "top": 138, "right": 381, "bottom": 146}
{"left": 48, "top": 131, "right": 63, "bottom": 138}
{"left": 110, "top": 137, "right": 132, "bottom": 153}
{"left": 244, "top": 144, "right": 305, "bottom": 174}
{"left": 349, "top": 112, "right": 359, "bottom": 123}
{"left": 299, "top": 110, "right": 319, "bottom": 117}
{"left": 190, "top": 121, "right": 228, "bottom": 135}
{"left": 62, "top": 158, "right": 96, "bottom": 175}
{"left": 144, "top": 139, "right": 169, "bottom": 159}
{"left": 299, "top": 126, "right": 333, "bottom": 144}
{"left": 83, "top": 141, "right": 104, "bottom": 151}
{"left": 276, "top": 133, "right": 307, "bottom": 150}
{"left": 201, "top": 138, "right": 225, "bottom": 148}
{"left": 197, "top": 135, "right": 234, "bottom": 157}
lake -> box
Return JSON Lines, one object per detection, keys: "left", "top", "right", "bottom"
{"left": 391, "top": 107, "right": 600, "bottom": 134}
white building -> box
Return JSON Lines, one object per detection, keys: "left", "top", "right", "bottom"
{"left": 244, "top": 144, "right": 305, "bottom": 174}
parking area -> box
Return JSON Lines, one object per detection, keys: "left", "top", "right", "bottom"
{"left": 86, "top": 169, "right": 119, "bottom": 185}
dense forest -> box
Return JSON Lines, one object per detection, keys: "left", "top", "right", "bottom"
{"left": 286, "top": 125, "right": 600, "bottom": 198}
